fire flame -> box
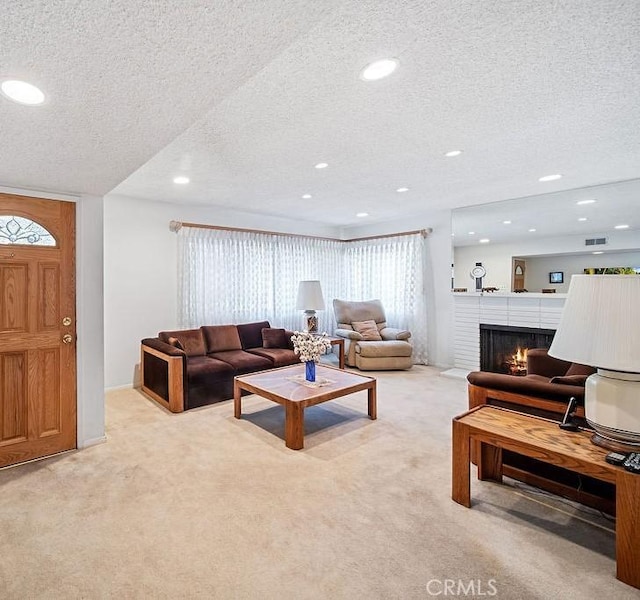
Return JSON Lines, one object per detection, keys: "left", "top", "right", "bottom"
{"left": 514, "top": 347, "right": 528, "bottom": 364}
{"left": 509, "top": 347, "right": 528, "bottom": 375}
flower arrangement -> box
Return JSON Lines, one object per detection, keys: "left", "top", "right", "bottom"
{"left": 291, "top": 331, "right": 332, "bottom": 363}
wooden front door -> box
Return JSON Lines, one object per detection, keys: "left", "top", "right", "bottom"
{"left": 0, "top": 193, "right": 76, "bottom": 468}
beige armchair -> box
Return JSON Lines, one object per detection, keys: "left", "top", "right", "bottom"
{"left": 333, "top": 299, "right": 413, "bottom": 370}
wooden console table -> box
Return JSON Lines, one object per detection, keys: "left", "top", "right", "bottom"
{"left": 452, "top": 406, "right": 640, "bottom": 589}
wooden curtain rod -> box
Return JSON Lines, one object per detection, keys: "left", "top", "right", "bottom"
{"left": 169, "top": 220, "right": 430, "bottom": 241}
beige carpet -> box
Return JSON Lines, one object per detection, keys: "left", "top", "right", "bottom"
{"left": 0, "top": 366, "right": 636, "bottom": 599}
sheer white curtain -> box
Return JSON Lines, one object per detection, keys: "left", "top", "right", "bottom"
{"left": 178, "top": 227, "right": 428, "bottom": 363}
{"left": 178, "top": 227, "right": 344, "bottom": 333}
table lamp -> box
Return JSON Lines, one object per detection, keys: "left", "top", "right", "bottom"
{"left": 548, "top": 274, "right": 640, "bottom": 451}
{"left": 296, "top": 280, "right": 325, "bottom": 333}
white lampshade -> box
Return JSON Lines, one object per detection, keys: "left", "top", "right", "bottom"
{"left": 296, "top": 280, "right": 325, "bottom": 311}
{"left": 548, "top": 275, "right": 640, "bottom": 372}
{"left": 549, "top": 274, "right": 640, "bottom": 449}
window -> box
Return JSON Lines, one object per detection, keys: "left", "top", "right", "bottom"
{"left": 177, "top": 227, "right": 428, "bottom": 364}
{"left": 0, "top": 215, "right": 56, "bottom": 246}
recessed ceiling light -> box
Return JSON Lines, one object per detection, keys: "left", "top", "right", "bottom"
{"left": 396, "top": 187, "right": 409, "bottom": 193}
{"left": 314, "top": 162, "right": 328, "bottom": 169}
{"left": 302, "top": 194, "right": 312, "bottom": 199}
{"left": 578, "top": 217, "right": 587, "bottom": 221}
{"left": 576, "top": 199, "right": 596, "bottom": 205}
{"left": 1, "top": 79, "right": 45, "bottom": 105}
{"left": 615, "top": 224, "right": 629, "bottom": 229}
{"left": 503, "top": 220, "right": 512, "bottom": 225}
{"left": 528, "top": 228, "right": 536, "bottom": 232}
{"left": 359, "top": 58, "right": 398, "bottom": 81}
{"left": 539, "top": 174, "right": 562, "bottom": 182}
{"left": 356, "top": 212, "right": 369, "bottom": 218}
{"left": 592, "top": 251, "right": 604, "bottom": 255}
{"left": 173, "top": 176, "right": 190, "bottom": 184}
{"left": 468, "top": 231, "right": 475, "bottom": 235}
{"left": 445, "top": 150, "right": 463, "bottom": 157}
{"left": 479, "top": 238, "right": 490, "bottom": 244}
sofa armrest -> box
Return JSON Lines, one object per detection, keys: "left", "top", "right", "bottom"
{"left": 335, "top": 328, "right": 363, "bottom": 341}
{"left": 141, "top": 337, "right": 186, "bottom": 357}
{"left": 526, "top": 348, "right": 571, "bottom": 378}
{"left": 380, "top": 327, "right": 411, "bottom": 341}
{"left": 467, "top": 371, "right": 586, "bottom": 403}
{"left": 140, "top": 339, "right": 186, "bottom": 412}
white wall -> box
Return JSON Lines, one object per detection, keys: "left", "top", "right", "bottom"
{"left": 523, "top": 251, "right": 640, "bottom": 293}
{"left": 76, "top": 195, "right": 106, "bottom": 446}
{"left": 103, "top": 195, "right": 341, "bottom": 388}
{"left": 454, "top": 244, "right": 513, "bottom": 291}
{"left": 454, "top": 229, "right": 640, "bottom": 292}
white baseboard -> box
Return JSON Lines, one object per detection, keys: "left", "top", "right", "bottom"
{"left": 440, "top": 368, "right": 470, "bottom": 380}
{"left": 78, "top": 435, "right": 107, "bottom": 449}
{"left": 104, "top": 383, "right": 134, "bottom": 392}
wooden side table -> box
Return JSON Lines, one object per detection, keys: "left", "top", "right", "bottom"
{"left": 314, "top": 335, "right": 345, "bottom": 369}
{"left": 452, "top": 406, "right": 640, "bottom": 590}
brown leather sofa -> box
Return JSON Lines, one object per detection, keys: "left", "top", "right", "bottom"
{"left": 466, "top": 349, "right": 614, "bottom": 512}
{"left": 140, "top": 321, "right": 299, "bottom": 412}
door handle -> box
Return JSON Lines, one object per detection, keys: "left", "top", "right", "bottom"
{"left": 62, "top": 334, "right": 73, "bottom": 344}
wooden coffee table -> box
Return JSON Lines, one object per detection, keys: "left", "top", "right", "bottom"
{"left": 234, "top": 364, "right": 376, "bottom": 449}
{"left": 452, "top": 406, "right": 640, "bottom": 589}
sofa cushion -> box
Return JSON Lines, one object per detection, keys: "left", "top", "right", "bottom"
{"left": 167, "top": 336, "right": 184, "bottom": 351}
{"left": 210, "top": 349, "right": 273, "bottom": 374}
{"left": 262, "top": 327, "right": 287, "bottom": 348}
{"left": 237, "top": 321, "right": 271, "bottom": 350}
{"left": 355, "top": 340, "right": 412, "bottom": 357}
{"left": 247, "top": 348, "right": 299, "bottom": 368}
{"left": 550, "top": 374, "right": 590, "bottom": 386}
{"left": 333, "top": 299, "right": 387, "bottom": 330}
{"left": 201, "top": 325, "right": 242, "bottom": 353}
{"left": 284, "top": 330, "right": 294, "bottom": 350}
{"left": 565, "top": 363, "right": 597, "bottom": 377}
{"left": 186, "top": 356, "right": 234, "bottom": 386}
{"left": 526, "top": 348, "right": 573, "bottom": 378}
{"left": 159, "top": 329, "right": 205, "bottom": 357}
{"left": 351, "top": 319, "right": 382, "bottom": 341}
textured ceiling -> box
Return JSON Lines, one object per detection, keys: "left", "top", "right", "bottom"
{"left": 2, "top": 1, "right": 640, "bottom": 231}
{"left": 0, "top": 0, "right": 334, "bottom": 195}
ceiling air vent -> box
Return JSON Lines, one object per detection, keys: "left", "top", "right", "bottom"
{"left": 585, "top": 237, "right": 607, "bottom": 246}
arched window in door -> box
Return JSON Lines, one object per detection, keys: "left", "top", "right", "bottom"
{"left": 0, "top": 215, "right": 56, "bottom": 246}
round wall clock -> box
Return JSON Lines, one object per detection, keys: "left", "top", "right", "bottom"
{"left": 470, "top": 265, "right": 486, "bottom": 279}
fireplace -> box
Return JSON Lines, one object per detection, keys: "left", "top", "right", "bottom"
{"left": 480, "top": 324, "right": 556, "bottom": 374}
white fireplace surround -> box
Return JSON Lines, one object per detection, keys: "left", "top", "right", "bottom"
{"left": 452, "top": 292, "right": 567, "bottom": 373}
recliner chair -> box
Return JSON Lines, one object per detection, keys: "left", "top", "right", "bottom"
{"left": 333, "top": 299, "right": 413, "bottom": 370}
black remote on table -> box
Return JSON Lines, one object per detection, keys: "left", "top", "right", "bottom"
{"left": 606, "top": 451, "right": 628, "bottom": 466}
{"left": 623, "top": 452, "right": 640, "bottom": 474}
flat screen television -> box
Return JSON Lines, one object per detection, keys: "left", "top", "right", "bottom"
{"left": 549, "top": 271, "right": 563, "bottom": 284}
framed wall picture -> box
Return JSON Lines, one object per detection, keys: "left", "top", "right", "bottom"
{"left": 549, "top": 271, "right": 564, "bottom": 284}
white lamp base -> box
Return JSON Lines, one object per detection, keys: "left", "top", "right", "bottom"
{"left": 585, "top": 369, "right": 640, "bottom": 450}
{"left": 304, "top": 310, "right": 318, "bottom": 334}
